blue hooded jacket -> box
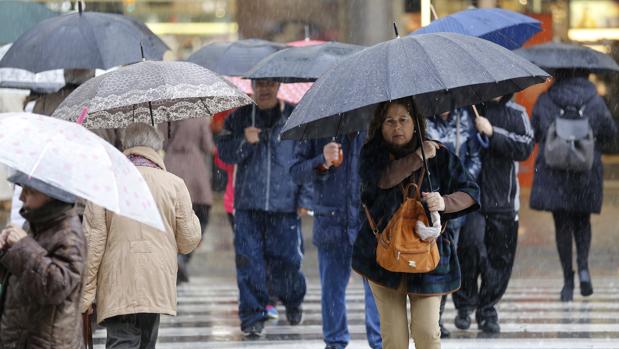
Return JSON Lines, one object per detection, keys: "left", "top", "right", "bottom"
{"left": 290, "top": 133, "right": 365, "bottom": 248}
{"left": 217, "top": 102, "right": 312, "bottom": 213}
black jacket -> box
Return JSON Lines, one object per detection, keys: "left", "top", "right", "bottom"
{"left": 477, "top": 99, "right": 534, "bottom": 214}
{"left": 530, "top": 77, "right": 617, "bottom": 214}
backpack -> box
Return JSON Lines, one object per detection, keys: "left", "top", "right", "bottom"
{"left": 363, "top": 172, "right": 440, "bottom": 273}
{"left": 544, "top": 100, "right": 595, "bottom": 172}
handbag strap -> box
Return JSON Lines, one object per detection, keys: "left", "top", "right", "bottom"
{"left": 363, "top": 203, "right": 380, "bottom": 238}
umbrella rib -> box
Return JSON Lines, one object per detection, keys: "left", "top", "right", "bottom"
{"left": 439, "top": 34, "right": 497, "bottom": 84}
{"left": 408, "top": 38, "right": 448, "bottom": 92}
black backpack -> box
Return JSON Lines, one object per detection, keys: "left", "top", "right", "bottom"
{"left": 544, "top": 99, "right": 594, "bottom": 172}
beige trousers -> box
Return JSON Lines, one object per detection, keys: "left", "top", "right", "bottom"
{"left": 369, "top": 280, "right": 441, "bottom": 349}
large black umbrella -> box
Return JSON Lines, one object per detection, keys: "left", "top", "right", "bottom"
{"left": 187, "top": 39, "right": 287, "bottom": 76}
{"left": 244, "top": 42, "right": 365, "bottom": 83}
{"left": 515, "top": 42, "right": 619, "bottom": 74}
{"left": 281, "top": 32, "right": 549, "bottom": 141}
{"left": 0, "top": 4, "right": 168, "bottom": 73}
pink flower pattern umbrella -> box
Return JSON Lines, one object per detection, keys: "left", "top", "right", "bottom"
{"left": 0, "top": 112, "right": 165, "bottom": 231}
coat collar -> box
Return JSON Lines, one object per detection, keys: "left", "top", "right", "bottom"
{"left": 123, "top": 146, "right": 167, "bottom": 171}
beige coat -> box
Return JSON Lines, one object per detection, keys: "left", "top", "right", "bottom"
{"left": 80, "top": 146, "right": 201, "bottom": 323}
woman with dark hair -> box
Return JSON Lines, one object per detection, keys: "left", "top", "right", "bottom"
{"left": 352, "top": 98, "right": 480, "bottom": 349}
{"left": 530, "top": 69, "right": 617, "bottom": 301}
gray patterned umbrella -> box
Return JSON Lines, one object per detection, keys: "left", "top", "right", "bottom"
{"left": 52, "top": 61, "right": 253, "bottom": 129}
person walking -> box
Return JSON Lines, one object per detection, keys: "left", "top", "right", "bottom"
{"left": 217, "top": 79, "right": 312, "bottom": 336}
{"left": 161, "top": 118, "right": 216, "bottom": 284}
{"left": 0, "top": 172, "right": 85, "bottom": 348}
{"left": 80, "top": 123, "right": 202, "bottom": 348}
{"left": 353, "top": 98, "right": 480, "bottom": 349}
{"left": 453, "top": 95, "right": 534, "bottom": 334}
{"left": 530, "top": 70, "right": 617, "bottom": 301}
{"left": 291, "top": 132, "right": 382, "bottom": 349}
{"left": 426, "top": 108, "right": 482, "bottom": 338}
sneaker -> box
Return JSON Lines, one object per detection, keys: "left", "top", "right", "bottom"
{"left": 286, "top": 306, "right": 303, "bottom": 326}
{"left": 478, "top": 318, "right": 500, "bottom": 334}
{"left": 440, "top": 323, "right": 450, "bottom": 338}
{"left": 242, "top": 321, "right": 265, "bottom": 337}
{"left": 265, "top": 304, "right": 279, "bottom": 320}
{"left": 454, "top": 310, "right": 471, "bottom": 330}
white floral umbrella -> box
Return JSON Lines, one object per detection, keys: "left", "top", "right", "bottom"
{"left": 0, "top": 112, "right": 164, "bottom": 231}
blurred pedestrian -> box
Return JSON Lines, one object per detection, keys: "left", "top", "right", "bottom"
{"left": 161, "top": 118, "right": 215, "bottom": 284}
{"left": 530, "top": 69, "right": 617, "bottom": 301}
{"left": 353, "top": 99, "right": 479, "bottom": 349}
{"left": 217, "top": 79, "right": 312, "bottom": 336}
{"left": 80, "top": 123, "right": 201, "bottom": 348}
{"left": 291, "top": 132, "right": 383, "bottom": 349}
{"left": 426, "top": 108, "right": 481, "bottom": 338}
{"left": 0, "top": 171, "right": 85, "bottom": 348}
{"left": 453, "top": 95, "right": 534, "bottom": 334}
{"left": 32, "top": 69, "right": 94, "bottom": 116}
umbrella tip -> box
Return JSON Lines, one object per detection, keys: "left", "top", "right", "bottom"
{"left": 393, "top": 22, "right": 400, "bottom": 38}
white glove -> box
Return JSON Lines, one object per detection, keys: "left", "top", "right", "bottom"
{"left": 415, "top": 211, "right": 441, "bottom": 241}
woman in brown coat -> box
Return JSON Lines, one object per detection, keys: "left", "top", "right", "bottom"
{"left": 0, "top": 172, "right": 85, "bottom": 349}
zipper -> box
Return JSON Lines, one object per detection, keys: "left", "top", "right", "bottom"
{"left": 265, "top": 131, "right": 271, "bottom": 211}
{"left": 507, "top": 162, "right": 513, "bottom": 204}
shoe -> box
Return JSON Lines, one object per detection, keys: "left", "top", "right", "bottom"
{"left": 440, "top": 323, "right": 450, "bottom": 338}
{"left": 560, "top": 271, "right": 574, "bottom": 302}
{"left": 478, "top": 318, "right": 500, "bottom": 334}
{"left": 454, "top": 310, "right": 471, "bottom": 330}
{"left": 579, "top": 269, "right": 594, "bottom": 297}
{"left": 242, "top": 321, "right": 265, "bottom": 337}
{"left": 265, "top": 304, "right": 279, "bottom": 320}
{"left": 286, "top": 306, "right": 303, "bottom": 326}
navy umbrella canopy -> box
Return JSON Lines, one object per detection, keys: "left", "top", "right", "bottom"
{"left": 187, "top": 39, "right": 287, "bottom": 76}
{"left": 412, "top": 7, "right": 541, "bottom": 50}
{"left": 281, "top": 32, "right": 549, "bottom": 140}
{"left": 0, "top": 6, "right": 168, "bottom": 73}
{"left": 244, "top": 42, "right": 366, "bottom": 83}
{"left": 0, "top": 1, "right": 58, "bottom": 45}
{"left": 515, "top": 42, "right": 619, "bottom": 74}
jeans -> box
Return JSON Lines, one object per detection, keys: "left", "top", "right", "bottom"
{"left": 103, "top": 313, "right": 160, "bottom": 349}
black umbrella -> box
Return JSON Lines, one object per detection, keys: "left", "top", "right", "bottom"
{"left": 244, "top": 42, "right": 366, "bottom": 83}
{"left": 0, "top": 3, "right": 168, "bottom": 73}
{"left": 515, "top": 42, "right": 619, "bottom": 74}
{"left": 281, "top": 32, "right": 549, "bottom": 141}
{"left": 187, "top": 39, "right": 287, "bottom": 77}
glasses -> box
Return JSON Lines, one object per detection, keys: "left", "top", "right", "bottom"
{"left": 383, "top": 116, "right": 413, "bottom": 129}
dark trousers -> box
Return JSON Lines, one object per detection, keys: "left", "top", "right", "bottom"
{"left": 178, "top": 204, "right": 211, "bottom": 282}
{"left": 103, "top": 313, "right": 160, "bottom": 349}
{"left": 234, "top": 209, "right": 307, "bottom": 330}
{"left": 453, "top": 211, "right": 518, "bottom": 322}
{"left": 552, "top": 211, "right": 591, "bottom": 277}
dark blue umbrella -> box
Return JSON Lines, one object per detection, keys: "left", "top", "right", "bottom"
{"left": 515, "top": 42, "right": 619, "bottom": 74}
{"left": 244, "top": 42, "right": 365, "bottom": 83}
{"left": 0, "top": 4, "right": 168, "bottom": 73}
{"left": 413, "top": 8, "right": 541, "bottom": 50}
{"left": 281, "top": 32, "right": 549, "bottom": 141}
{"left": 0, "top": 1, "right": 58, "bottom": 45}
{"left": 187, "top": 39, "right": 287, "bottom": 77}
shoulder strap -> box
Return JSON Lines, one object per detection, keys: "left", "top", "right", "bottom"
{"left": 362, "top": 204, "right": 379, "bottom": 237}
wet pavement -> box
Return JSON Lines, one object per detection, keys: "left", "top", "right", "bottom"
{"left": 100, "top": 181, "right": 617, "bottom": 348}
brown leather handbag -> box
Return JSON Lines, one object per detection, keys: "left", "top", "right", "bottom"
{"left": 363, "top": 172, "right": 440, "bottom": 273}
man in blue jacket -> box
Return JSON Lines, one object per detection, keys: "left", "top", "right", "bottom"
{"left": 291, "top": 133, "right": 382, "bottom": 349}
{"left": 217, "top": 80, "right": 312, "bottom": 336}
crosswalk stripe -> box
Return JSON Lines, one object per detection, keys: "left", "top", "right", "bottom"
{"left": 91, "top": 278, "right": 619, "bottom": 348}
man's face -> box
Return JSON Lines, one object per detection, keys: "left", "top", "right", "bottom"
{"left": 252, "top": 80, "right": 280, "bottom": 110}
{"left": 19, "top": 186, "right": 51, "bottom": 210}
